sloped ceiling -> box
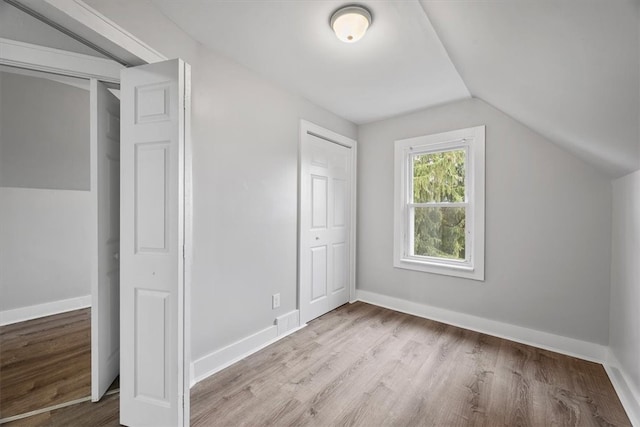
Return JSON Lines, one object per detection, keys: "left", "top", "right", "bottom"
{"left": 421, "top": 0, "right": 639, "bottom": 177}
{"left": 151, "top": 0, "right": 639, "bottom": 177}
{"left": 151, "top": 0, "right": 470, "bottom": 124}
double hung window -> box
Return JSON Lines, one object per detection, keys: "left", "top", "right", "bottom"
{"left": 393, "top": 126, "right": 485, "bottom": 280}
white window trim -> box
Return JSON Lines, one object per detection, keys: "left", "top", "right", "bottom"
{"left": 393, "top": 126, "right": 485, "bottom": 281}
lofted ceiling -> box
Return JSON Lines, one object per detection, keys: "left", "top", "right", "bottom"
{"left": 421, "top": 0, "right": 639, "bottom": 177}
{"left": 151, "top": 0, "right": 639, "bottom": 177}
{"left": 151, "top": 0, "right": 470, "bottom": 125}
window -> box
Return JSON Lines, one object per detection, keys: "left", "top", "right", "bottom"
{"left": 394, "top": 126, "right": 485, "bottom": 280}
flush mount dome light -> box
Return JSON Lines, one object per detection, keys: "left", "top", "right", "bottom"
{"left": 330, "top": 5, "right": 372, "bottom": 43}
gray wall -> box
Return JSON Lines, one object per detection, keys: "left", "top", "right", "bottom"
{"left": 0, "top": 72, "right": 3, "bottom": 182}
{"left": 190, "top": 51, "right": 356, "bottom": 358}
{"left": 0, "top": 72, "right": 92, "bottom": 312}
{"left": 0, "top": 187, "right": 92, "bottom": 311}
{"left": 610, "top": 170, "right": 640, "bottom": 403}
{"left": 84, "top": 0, "right": 357, "bottom": 361}
{"left": 357, "top": 98, "right": 612, "bottom": 345}
{"left": 0, "top": 72, "right": 90, "bottom": 190}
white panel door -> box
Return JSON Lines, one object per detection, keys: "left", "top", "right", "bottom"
{"left": 91, "top": 80, "right": 121, "bottom": 401}
{"left": 120, "top": 58, "right": 189, "bottom": 427}
{"left": 300, "top": 128, "right": 354, "bottom": 324}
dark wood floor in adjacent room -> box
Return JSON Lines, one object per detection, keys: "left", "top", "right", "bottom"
{"left": 2, "top": 302, "right": 631, "bottom": 426}
{"left": 0, "top": 308, "right": 92, "bottom": 420}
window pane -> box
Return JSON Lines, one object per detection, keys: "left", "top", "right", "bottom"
{"left": 413, "top": 207, "right": 466, "bottom": 260}
{"left": 412, "top": 149, "right": 465, "bottom": 203}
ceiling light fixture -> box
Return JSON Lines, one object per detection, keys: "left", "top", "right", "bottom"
{"left": 330, "top": 5, "right": 372, "bottom": 43}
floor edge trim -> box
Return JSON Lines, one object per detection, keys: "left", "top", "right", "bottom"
{"left": 0, "top": 389, "right": 119, "bottom": 424}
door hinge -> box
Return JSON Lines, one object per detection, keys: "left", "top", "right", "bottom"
{"left": 182, "top": 245, "right": 186, "bottom": 259}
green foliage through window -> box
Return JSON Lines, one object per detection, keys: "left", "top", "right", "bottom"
{"left": 411, "top": 150, "right": 466, "bottom": 260}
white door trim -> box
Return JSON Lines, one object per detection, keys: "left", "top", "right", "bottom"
{"left": 8, "top": 0, "right": 167, "bottom": 66}
{"left": 2, "top": 3, "right": 193, "bottom": 409}
{"left": 33, "top": 0, "right": 193, "bottom": 372}
{"left": 90, "top": 78, "right": 121, "bottom": 402}
{"left": 298, "top": 120, "right": 358, "bottom": 323}
{"left": 0, "top": 35, "right": 125, "bottom": 401}
{"left": 0, "top": 38, "right": 122, "bottom": 82}
{"left": 42, "top": 0, "right": 167, "bottom": 64}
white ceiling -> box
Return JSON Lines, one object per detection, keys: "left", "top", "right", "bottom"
{"left": 151, "top": 0, "right": 470, "bottom": 124}
{"left": 152, "top": 0, "right": 639, "bottom": 177}
{"left": 421, "top": 0, "right": 639, "bottom": 177}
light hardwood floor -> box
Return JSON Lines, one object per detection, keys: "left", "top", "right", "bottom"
{"left": 3, "top": 302, "right": 631, "bottom": 426}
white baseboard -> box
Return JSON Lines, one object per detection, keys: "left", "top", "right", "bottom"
{"left": 356, "top": 289, "right": 607, "bottom": 363}
{"left": 276, "top": 310, "right": 300, "bottom": 336}
{"left": 0, "top": 295, "right": 91, "bottom": 326}
{"left": 191, "top": 309, "right": 303, "bottom": 387}
{"left": 605, "top": 351, "right": 640, "bottom": 426}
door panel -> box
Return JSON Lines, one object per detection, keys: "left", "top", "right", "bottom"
{"left": 120, "top": 58, "right": 189, "bottom": 427}
{"left": 332, "top": 243, "right": 346, "bottom": 292}
{"left": 91, "top": 79, "right": 120, "bottom": 402}
{"left": 333, "top": 178, "right": 346, "bottom": 227}
{"left": 135, "top": 289, "right": 170, "bottom": 403}
{"left": 300, "top": 129, "right": 353, "bottom": 324}
{"left": 311, "top": 176, "right": 328, "bottom": 228}
{"left": 311, "top": 246, "right": 328, "bottom": 301}
{"left": 135, "top": 142, "right": 170, "bottom": 252}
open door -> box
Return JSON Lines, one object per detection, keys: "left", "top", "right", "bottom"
{"left": 120, "top": 59, "right": 190, "bottom": 427}
{"left": 90, "top": 79, "right": 121, "bottom": 401}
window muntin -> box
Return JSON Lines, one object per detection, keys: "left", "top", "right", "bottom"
{"left": 394, "top": 126, "right": 485, "bottom": 280}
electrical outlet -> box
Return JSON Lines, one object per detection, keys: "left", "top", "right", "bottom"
{"left": 272, "top": 293, "right": 281, "bottom": 309}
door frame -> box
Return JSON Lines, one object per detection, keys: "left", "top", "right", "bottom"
{"left": 1, "top": 1, "right": 194, "bottom": 411}
{"left": 298, "top": 120, "right": 358, "bottom": 324}
{"left": 89, "top": 78, "right": 122, "bottom": 401}
{"left": 29, "top": 2, "right": 194, "bottom": 417}
{"left": 0, "top": 37, "right": 125, "bottom": 400}
{"left": 0, "top": 37, "right": 122, "bottom": 81}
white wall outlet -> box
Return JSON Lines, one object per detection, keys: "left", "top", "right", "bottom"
{"left": 272, "top": 293, "right": 281, "bottom": 309}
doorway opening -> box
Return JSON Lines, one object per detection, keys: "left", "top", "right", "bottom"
{"left": 0, "top": 2, "right": 192, "bottom": 425}
{"left": 0, "top": 66, "right": 121, "bottom": 422}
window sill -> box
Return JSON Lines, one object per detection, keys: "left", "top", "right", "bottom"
{"left": 394, "top": 257, "right": 484, "bottom": 281}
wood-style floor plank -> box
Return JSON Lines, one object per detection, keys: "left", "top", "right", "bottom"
{"left": 0, "top": 309, "right": 92, "bottom": 419}
{"left": 191, "top": 302, "right": 630, "bottom": 427}
{"left": 3, "top": 302, "right": 631, "bottom": 426}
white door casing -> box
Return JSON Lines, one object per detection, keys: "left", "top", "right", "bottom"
{"left": 299, "top": 121, "right": 357, "bottom": 324}
{"left": 120, "top": 58, "right": 190, "bottom": 427}
{"left": 3, "top": 37, "right": 125, "bottom": 405}
{"left": 0, "top": 15, "right": 192, "bottom": 426}
{"left": 90, "top": 79, "right": 121, "bottom": 401}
